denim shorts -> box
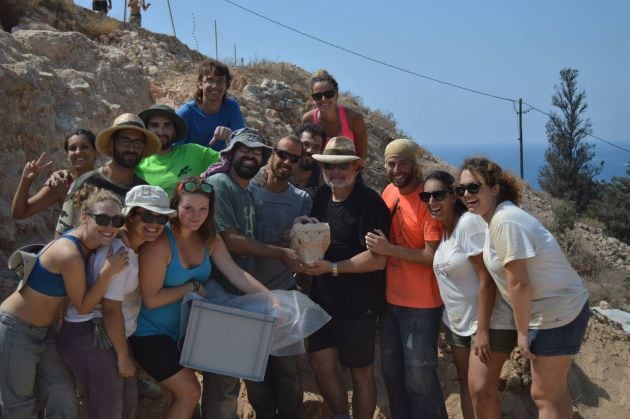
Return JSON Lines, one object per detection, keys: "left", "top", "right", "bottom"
{"left": 444, "top": 326, "right": 517, "bottom": 355}
{"left": 529, "top": 302, "right": 590, "bottom": 356}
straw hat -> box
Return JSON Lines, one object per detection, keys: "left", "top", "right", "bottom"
{"left": 95, "top": 113, "right": 161, "bottom": 158}
{"left": 312, "top": 136, "right": 361, "bottom": 164}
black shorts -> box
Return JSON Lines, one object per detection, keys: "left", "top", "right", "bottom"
{"left": 308, "top": 315, "right": 377, "bottom": 368}
{"left": 129, "top": 334, "right": 183, "bottom": 382}
{"left": 92, "top": 1, "right": 108, "bottom": 12}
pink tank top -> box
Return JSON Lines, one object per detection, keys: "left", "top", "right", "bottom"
{"left": 313, "top": 105, "right": 355, "bottom": 142}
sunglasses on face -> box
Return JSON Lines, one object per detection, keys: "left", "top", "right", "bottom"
{"left": 323, "top": 162, "right": 351, "bottom": 171}
{"left": 136, "top": 211, "right": 170, "bottom": 225}
{"left": 455, "top": 182, "right": 482, "bottom": 197}
{"left": 311, "top": 90, "right": 336, "bottom": 101}
{"left": 419, "top": 190, "right": 449, "bottom": 203}
{"left": 86, "top": 212, "right": 125, "bottom": 228}
{"left": 177, "top": 181, "right": 213, "bottom": 194}
{"left": 274, "top": 148, "right": 301, "bottom": 163}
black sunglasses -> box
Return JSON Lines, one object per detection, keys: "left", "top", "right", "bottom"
{"left": 136, "top": 211, "right": 170, "bottom": 226}
{"left": 177, "top": 181, "right": 213, "bottom": 194}
{"left": 455, "top": 182, "right": 482, "bottom": 197}
{"left": 274, "top": 148, "right": 301, "bottom": 163}
{"left": 311, "top": 90, "right": 336, "bottom": 101}
{"left": 323, "top": 162, "right": 351, "bottom": 171}
{"left": 87, "top": 212, "right": 125, "bottom": 228}
{"left": 419, "top": 190, "right": 448, "bottom": 203}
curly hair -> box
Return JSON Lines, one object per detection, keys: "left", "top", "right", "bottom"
{"left": 425, "top": 170, "right": 468, "bottom": 216}
{"left": 72, "top": 184, "right": 122, "bottom": 214}
{"left": 310, "top": 69, "right": 339, "bottom": 91}
{"left": 460, "top": 156, "right": 522, "bottom": 205}
{"left": 170, "top": 176, "right": 217, "bottom": 248}
{"left": 194, "top": 59, "right": 232, "bottom": 104}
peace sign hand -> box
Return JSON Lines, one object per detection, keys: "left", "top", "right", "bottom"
{"left": 22, "top": 152, "right": 53, "bottom": 182}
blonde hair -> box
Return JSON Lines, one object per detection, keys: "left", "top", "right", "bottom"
{"left": 72, "top": 184, "right": 123, "bottom": 213}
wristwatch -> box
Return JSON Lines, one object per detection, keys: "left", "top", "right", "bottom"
{"left": 331, "top": 262, "right": 339, "bottom": 277}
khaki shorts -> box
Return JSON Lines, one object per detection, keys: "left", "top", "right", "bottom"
{"left": 443, "top": 326, "right": 516, "bottom": 355}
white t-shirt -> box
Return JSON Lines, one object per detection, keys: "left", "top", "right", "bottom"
{"left": 65, "top": 239, "right": 141, "bottom": 337}
{"left": 483, "top": 201, "right": 588, "bottom": 329}
{"left": 433, "top": 212, "right": 514, "bottom": 335}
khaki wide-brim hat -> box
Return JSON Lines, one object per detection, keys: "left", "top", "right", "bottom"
{"left": 312, "top": 136, "right": 361, "bottom": 164}
{"left": 95, "top": 113, "right": 161, "bottom": 158}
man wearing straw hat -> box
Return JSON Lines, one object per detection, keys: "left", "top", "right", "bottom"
{"left": 302, "top": 136, "right": 390, "bottom": 419}
{"left": 55, "top": 113, "right": 160, "bottom": 236}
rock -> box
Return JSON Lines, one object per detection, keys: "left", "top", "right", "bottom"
{"left": 599, "top": 300, "right": 611, "bottom": 309}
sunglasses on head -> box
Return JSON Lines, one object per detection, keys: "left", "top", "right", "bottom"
{"left": 311, "top": 90, "right": 336, "bottom": 101}
{"left": 136, "top": 211, "right": 170, "bottom": 225}
{"left": 87, "top": 212, "right": 125, "bottom": 228}
{"left": 455, "top": 182, "right": 482, "bottom": 197}
{"left": 177, "top": 181, "right": 213, "bottom": 194}
{"left": 274, "top": 148, "right": 301, "bottom": 163}
{"left": 419, "top": 190, "right": 448, "bottom": 203}
{"left": 323, "top": 162, "right": 351, "bottom": 171}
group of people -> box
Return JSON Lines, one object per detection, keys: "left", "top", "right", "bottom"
{"left": 91, "top": 0, "right": 151, "bottom": 28}
{"left": 1, "top": 58, "right": 589, "bottom": 419}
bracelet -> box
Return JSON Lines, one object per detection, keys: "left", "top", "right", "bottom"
{"left": 331, "top": 262, "right": 338, "bottom": 277}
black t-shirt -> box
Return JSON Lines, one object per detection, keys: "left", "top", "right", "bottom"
{"left": 309, "top": 182, "right": 390, "bottom": 318}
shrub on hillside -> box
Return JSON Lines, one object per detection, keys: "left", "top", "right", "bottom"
{"left": 587, "top": 167, "right": 630, "bottom": 244}
{"left": 551, "top": 199, "right": 578, "bottom": 234}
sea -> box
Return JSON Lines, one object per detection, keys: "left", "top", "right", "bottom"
{"left": 424, "top": 141, "right": 630, "bottom": 189}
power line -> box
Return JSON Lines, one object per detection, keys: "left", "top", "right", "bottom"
{"left": 222, "top": 0, "right": 516, "bottom": 103}
{"left": 222, "top": 0, "right": 629, "bottom": 155}
{"left": 524, "top": 102, "right": 630, "bottom": 153}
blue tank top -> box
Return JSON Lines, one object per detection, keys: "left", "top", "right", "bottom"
{"left": 27, "top": 235, "right": 85, "bottom": 297}
{"left": 134, "top": 226, "right": 212, "bottom": 341}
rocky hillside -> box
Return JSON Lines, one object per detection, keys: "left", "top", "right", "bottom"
{"left": 0, "top": 1, "right": 628, "bottom": 418}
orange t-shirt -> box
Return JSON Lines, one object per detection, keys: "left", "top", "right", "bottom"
{"left": 382, "top": 183, "right": 443, "bottom": 308}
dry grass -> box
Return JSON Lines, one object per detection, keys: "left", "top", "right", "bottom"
{"left": 82, "top": 15, "right": 120, "bottom": 37}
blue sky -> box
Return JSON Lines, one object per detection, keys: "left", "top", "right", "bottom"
{"left": 74, "top": 0, "right": 630, "bottom": 180}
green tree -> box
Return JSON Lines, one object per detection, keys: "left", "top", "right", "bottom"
{"left": 588, "top": 165, "right": 630, "bottom": 244}
{"left": 538, "top": 68, "right": 602, "bottom": 212}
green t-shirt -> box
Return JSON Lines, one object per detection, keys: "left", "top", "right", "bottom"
{"left": 135, "top": 143, "right": 220, "bottom": 197}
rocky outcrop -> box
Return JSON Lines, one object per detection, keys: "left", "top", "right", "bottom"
{"left": 0, "top": 27, "right": 154, "bottom": 263}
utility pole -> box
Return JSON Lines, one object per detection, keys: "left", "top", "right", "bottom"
{"left": 166, "top": 0, "right": 177, "bottom": 37}
{"left": 518, "top": 98, "right": 524, "bottom": 179}
{"left": 123, "top": 0, "right": 127, "bottom": 22}
{"left": 214, "top": 20, "right": 218, "bottom": 59}
{"left": 234, "top": 45, "right": 237, "bottom": 66}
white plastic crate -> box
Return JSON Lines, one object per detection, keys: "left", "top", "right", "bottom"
{"left": 180, "top": 299, "right": 276, "bottom": 381}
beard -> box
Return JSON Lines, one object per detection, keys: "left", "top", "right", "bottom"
{"left": 112, "top": 148, "right": 141, "bottom": 169}
{"left": 233, "top": 157, "right": 263, "bottom": 180}
{"left": 271, "top": 163, "right": 292, "bottom": 180}
{"left": 388, "top": 170, "right": 415, "bottom": 189}
{"left": 298, "top": 155, "right": 317, "bottom": 171}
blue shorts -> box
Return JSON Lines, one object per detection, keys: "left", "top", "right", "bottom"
{"left": 529, "top": 302, "right": 589, "bottom": 356}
